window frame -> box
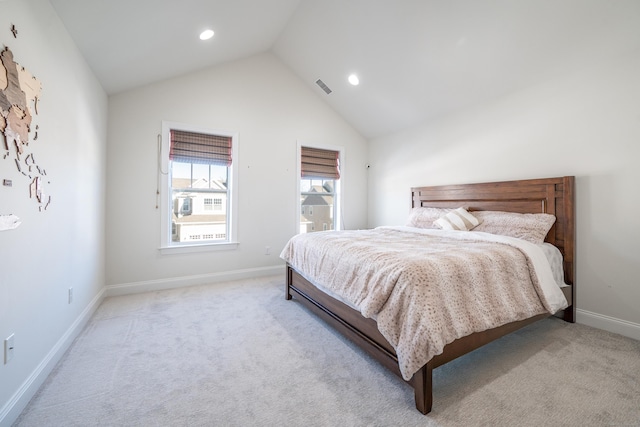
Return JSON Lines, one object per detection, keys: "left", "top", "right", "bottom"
{"left": 296, "top": 141, "right": 343, "bottom": 235}
{"left": 160, "top": 121, "right": 239, "bottom": 254}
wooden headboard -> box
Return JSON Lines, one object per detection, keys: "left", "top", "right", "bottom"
{"left": 411, "top": 176, "right": 575, "bottom": 321}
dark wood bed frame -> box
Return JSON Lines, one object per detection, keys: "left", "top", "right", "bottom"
{"left": 285, "top": 176, "right": 575, "bottom": 414}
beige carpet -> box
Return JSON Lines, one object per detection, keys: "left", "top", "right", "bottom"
{"left": 14, "top": 275, "right": 640, "bottom": 426}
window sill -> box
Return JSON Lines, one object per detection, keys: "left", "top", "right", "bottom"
{"left": 159, "top": 241, "right": 239, "bottom": 255}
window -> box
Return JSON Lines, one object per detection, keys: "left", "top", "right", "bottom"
{"left": 298, "top": 144, "right": 341, "bottom": 234}
{"left": 160, "top": 122, "right": 238, "bottom": 252}
{"left": 180, "top": 197, "right": 192, "bottom": 214}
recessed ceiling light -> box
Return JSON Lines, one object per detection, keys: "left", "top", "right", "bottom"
{"left": 200, "top": 29, "right": 214, "bottom": 41}
{"left": 348, "top": 74, "right": 360, "bottom": 86}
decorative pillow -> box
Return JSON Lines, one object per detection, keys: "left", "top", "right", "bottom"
{"left": 406, "top": 207, "right": 453, "bottom": 229}
{"left": 434, "top": 207, "right": 481, "bottom": 231}
{"left": 473, "top": 211, "right": 556, "bottom": 244}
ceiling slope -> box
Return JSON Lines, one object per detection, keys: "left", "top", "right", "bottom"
{"left": 273, "top": 0, "right": 640, "bottom": 138}
{"left": 49, "top": 0, "right": 301, "bottom": 94}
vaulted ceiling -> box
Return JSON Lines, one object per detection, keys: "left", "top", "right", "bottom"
{"left": 50, "top": 0, "right": 640, "bottom": 138}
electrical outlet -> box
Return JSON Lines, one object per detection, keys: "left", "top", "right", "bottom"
{"left": 68, "top": 287, "right": 73, "bottom": 304}
{"left": 4, "top": 334, "right": 15, "bottom": 364}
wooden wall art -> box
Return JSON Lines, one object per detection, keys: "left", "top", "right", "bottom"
{"left": 1, "top": 33, "right": 50, "bottom": 213}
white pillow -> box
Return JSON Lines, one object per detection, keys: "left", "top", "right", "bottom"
{"left": 406, "top": 207, "right": 453, "bottom": 229}
{"left": 434, "top": 207, "right": 480, "bottom": 231}
{"left": 473, "top": 211, "right": 556, "bottom": 244}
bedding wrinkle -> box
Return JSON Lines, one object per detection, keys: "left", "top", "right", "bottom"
{"left": 281, "top": 227, "right": 567, "bottom": 381}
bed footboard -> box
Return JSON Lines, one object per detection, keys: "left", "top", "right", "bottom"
{"left": 286, "top": 264, "right": 570, "bottom": 414}
{"left": 286, "top": 265, "right": 433, "bottom": 413}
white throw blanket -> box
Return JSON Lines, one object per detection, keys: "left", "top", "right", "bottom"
{"left": 281, "top": 226, "right": 568, "bottom": 380}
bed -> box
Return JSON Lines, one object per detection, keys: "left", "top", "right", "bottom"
{"left": 282, "top": 176, "right": 575, "bottom": 414}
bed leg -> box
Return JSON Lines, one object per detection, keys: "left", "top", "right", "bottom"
{"left": 412, "top": 363, "right": 433, "bottom": 414}
{"left": 563, "top": 304, "right": 576, "bottom": 323}
{"left": 285, "top": 265, "right": 292, "bottom": 300}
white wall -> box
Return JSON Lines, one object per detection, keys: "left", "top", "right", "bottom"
{"left": 106, "top": 52, "right": 368, "bottom": 288}
{"left": 368, "top": 47, "right": 640, "bottom": 337}
{"left": 0, "top": 0, "right": 108, "bottom": 424}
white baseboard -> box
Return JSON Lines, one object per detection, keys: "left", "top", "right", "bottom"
{"left": 577, "top": 309, "right": 640, "bottom": 341}
{"left": 0, "top": 288, "right": 106, "bottom": 427}
{"left": 105, "top": 265, "right": 284, "bottom": 297}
